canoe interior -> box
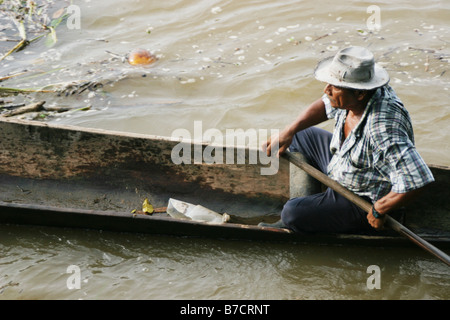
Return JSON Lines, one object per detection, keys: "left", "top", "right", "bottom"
{"left": 0, "top": 117, "right": 290, "bottom": 229}
{"left": 0, "top": 117, "right": 289, "bottom": 211}
{"left": 0, "top": 117, "right": 449, "bottom": 246}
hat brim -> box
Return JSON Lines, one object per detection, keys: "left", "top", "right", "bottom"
{"left": 314, "top": 56, "right": 390, "bottom": 90}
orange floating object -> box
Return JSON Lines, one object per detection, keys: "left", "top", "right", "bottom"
{"left": 127, "top": 48, "right": 157, "bottom": 66}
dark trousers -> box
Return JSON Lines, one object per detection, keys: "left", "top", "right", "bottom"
{"left": 281, "top": 127, "right": 374, "bottom": 234}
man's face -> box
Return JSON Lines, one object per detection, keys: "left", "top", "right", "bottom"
{"left": 323, "top": 84, "right": 360, "bottom": 110}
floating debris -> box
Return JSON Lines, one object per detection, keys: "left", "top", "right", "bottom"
{"left": 0, "top": 0, "right": 73, "bottom": 60}
{"left": 211, "top": 6, "right": 222, "bottom": 14}
{"left": 1, "top": 101, "right": 45, "bottom": 117}
{"left": 0, "top": 99, "right": 92, "bottom": 119}
{"left": 50, "top": 80, "right": 103, "bottom": 96}
{"left": 315, "top": 31, "right": 337, "bottom": 41}
{"left": 326, "top": 45, "right": 339, "bottom": 51}
{"left": 127, "top": 48, "right": 158, "bottom": 66}
{"left": 357, "top": 29, "right": 369, "bottom": 36}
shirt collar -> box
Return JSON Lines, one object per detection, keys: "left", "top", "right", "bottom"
{"left": 352, "top": 86, "right": 382, "bottom": 137}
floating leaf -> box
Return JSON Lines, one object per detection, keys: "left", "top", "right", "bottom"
{"left": 50, "top": 14, "right": 69, "bottom": 28}
{"left": 142, "top": 198, "right": 154, "bottom": 214}
{"left": 76, "top": 106, "right": 91, "bottom": 111}
{"left": 45, "top": 27, "right": 57, "bottom": 47}
{"left": 52, "top": 8, "right": 66, "bottom": 19}
{"left": 18, "top": 21, "right": 26, "bottom": 40}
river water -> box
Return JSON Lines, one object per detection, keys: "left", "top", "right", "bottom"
{"left": 0, "top": 0, "right": 449, "bottom": 300}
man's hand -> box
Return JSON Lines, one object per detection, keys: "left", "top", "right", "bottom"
{"left": 367, "top": 207, "right": 386, "bottom": 230}
{"left": 262, "top": 128, "right": 294, "bottom": 158}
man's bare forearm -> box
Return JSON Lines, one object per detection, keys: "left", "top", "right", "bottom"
{"left": 263, "top": 98, "right": 328, "bottom": 156}
{"left": 285, "top": 98, "right": 328, "bottom": 135}
{"left": 368, "top": 188, "right": 425, "bottom": 229}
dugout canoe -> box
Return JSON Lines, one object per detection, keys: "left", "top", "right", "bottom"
{"left": 0, "top": 117, "right": 449, "bottom": 247}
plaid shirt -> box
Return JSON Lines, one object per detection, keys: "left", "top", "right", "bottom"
{"left": 323, "top": 85, "right": 434, "bottom": 202}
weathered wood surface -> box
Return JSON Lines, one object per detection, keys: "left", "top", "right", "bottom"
{"left": 0, "top": 117, "right": 289, "bottom": 205}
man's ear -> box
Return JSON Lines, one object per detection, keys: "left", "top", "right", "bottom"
{"left": 356, "top": 90, "right": 367, "bottom": 101}
{"left": 356, "top": 89, "right": 374, "bottom": 101}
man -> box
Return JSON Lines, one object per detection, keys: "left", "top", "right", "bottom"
{"left": 261, "top": 46, "right": 434, "bottom": 234}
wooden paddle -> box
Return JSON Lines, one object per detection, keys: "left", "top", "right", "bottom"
{"left": 282, "top": 151, "right": 450, "bottom": 267}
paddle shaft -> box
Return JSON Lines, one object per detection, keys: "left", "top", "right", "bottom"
{"left": 282, "top": 151, "right": 450, "bottom": 267}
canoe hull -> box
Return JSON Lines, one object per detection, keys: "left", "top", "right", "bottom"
{"left": 3, "top": 201, "right": 449, "bottom": 248}
{"left": 0, "top": 117, "right": 449, "bottom": 247}
{"left": 0, "top": 117, "right": 289, "bottom": 204}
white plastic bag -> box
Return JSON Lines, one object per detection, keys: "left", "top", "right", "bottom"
{"left": 167, "top": 198, "right": 230, "bottom": 224}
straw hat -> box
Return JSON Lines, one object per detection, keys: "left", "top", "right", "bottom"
{"left": 314, "top": 46, "right": 389, "bottom": 90}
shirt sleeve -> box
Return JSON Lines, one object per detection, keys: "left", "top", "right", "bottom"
{"left": 322, "top": 94, "right": 338, "bottom": 119}
{"left": 371, "top": 121, "right": 435, "bottom": 194}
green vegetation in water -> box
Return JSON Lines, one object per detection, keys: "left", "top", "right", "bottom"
{"left": 0, "top": 1, "right": 103, "bottom": 118}
{"left": 0, "top": 0, "right": 71, "bottom": 61}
